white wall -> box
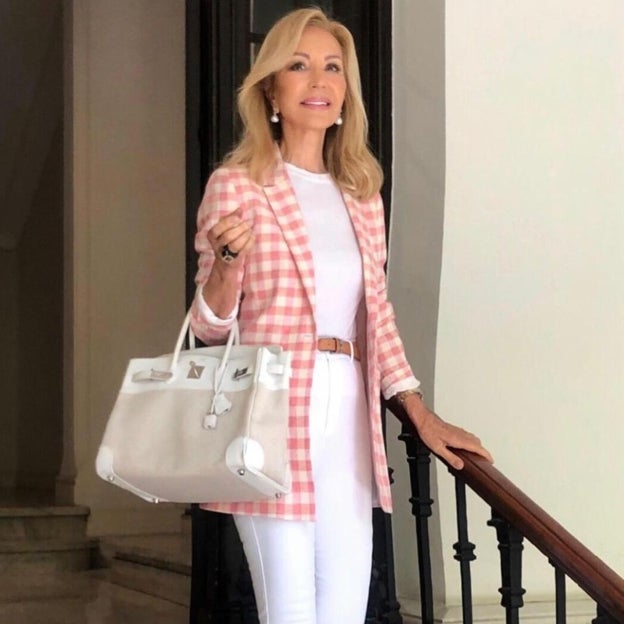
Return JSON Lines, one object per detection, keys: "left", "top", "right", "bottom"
{"left": 65, "top": 0, "right": 186, "bottom": 535}
{"left": 391, "top": 0, "right": 624, "bottom": 616}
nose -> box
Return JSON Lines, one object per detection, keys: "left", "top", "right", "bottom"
{"left": 309, "top": 66, "right": 326, "bottom": 88}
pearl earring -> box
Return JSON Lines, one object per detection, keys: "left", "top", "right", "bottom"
{"left": 270, "top": 110, "right": 279, "bottom": 123}
{"left": 335, "top": 112, "right": 343, "bottom": 126}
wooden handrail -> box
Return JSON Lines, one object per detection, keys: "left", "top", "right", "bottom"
{"left": 390, "top": 401, "right": 624, "bottom": 621}
{"left": 457, "top": 450, "right": 624, "bottom": 621}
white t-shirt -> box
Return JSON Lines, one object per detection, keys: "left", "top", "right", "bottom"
{"left": 285, "top": 162, "right": 363, "bottom": 341}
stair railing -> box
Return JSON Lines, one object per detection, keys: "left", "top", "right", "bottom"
{"left": 389, "top": 398, "right": 624, "bottom": 624}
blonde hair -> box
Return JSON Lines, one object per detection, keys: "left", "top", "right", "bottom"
{"left": 222, "top": 8, "right": 383, "bottom": 200}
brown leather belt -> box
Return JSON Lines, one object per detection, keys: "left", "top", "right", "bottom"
{"left": 316, "top": 337, "right": 361, "bottom": 361}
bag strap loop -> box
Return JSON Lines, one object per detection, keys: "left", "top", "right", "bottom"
{"left": 169, "top": 311, "right": 240, "bottom": 375}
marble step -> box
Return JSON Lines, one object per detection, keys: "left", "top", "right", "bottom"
{"left": 0, "top": 536, "right": 97, "bottom": 574}
{"left": 0, "top": 570, "right": 188, "bottom": 624}
{"left": 0, "top": 505, "right": 90, "bottom": 540}
{"left": 0, "top": 505, "right": 94, "bottom": 574}
{"left": 103, "top": 534, "right": 192, "bottom": 606}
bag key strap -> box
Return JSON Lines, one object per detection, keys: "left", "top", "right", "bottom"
{"left": 203, "top": 320, "right": 240, "bottom": 428}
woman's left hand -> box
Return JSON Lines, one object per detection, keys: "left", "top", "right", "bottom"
{"left": 401, "top": 394, "right": 494, "bottom": 470}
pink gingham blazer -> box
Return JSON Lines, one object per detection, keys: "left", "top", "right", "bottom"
{"left": 190, "top": 153, "right": 416, "bottom": 520}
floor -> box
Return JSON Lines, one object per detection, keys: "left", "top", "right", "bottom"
{"left": 0, "top": 570, "right": 188, "bottom": 624}
{"left": 0, "top": 488, "right": 190, "bottom": 623}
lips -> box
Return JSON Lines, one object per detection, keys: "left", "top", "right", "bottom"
{"left": 301, "top": 98, "right": 331, "bottom": 107}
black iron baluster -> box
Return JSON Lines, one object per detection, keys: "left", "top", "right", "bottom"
{"left": 399, "top": 424, "right": 435, "bottom": 624}
{"left": 592, "top": 604, "right": 619, "bottom": 624}
{"left": 550, "top": 561, "right": 566, "bottom": 624}
{"left": 366, "top": 506, "right": 403, "bottom": 623}
{"left": 453, "top": 477, "right": 476, "bottom": 624}
{"left": 382, "top": 467, "right": 404, "bottom": 624}
{"left": 488, "top": 510, "right": 526, "bottom": 624}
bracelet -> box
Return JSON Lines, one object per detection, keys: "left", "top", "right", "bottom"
{"left": 394, "top": 388, "right": 424, "bottom": 405}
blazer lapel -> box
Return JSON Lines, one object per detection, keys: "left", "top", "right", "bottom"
{"left": 263, "top": 158, "right": 317, "bottom": 314}
{"left": 343, "top": 192, "right": 376, "bottom": 305}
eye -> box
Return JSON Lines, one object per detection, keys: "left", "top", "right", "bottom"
{"left": 326, "top": 63, "right": 342, "bottom": 73}
{"left": 288, "top": 61, "right": 306, "bottom": 71}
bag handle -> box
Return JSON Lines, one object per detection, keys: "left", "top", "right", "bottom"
{"left": 168, "top": 311, "right": 240, "bottom": 375}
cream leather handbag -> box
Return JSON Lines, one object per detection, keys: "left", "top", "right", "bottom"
{"left": 96, "top": 312, "right": 292, "bottom": 504}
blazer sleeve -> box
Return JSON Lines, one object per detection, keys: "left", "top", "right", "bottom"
{"left": 189, "top": 168, "right": 247, "bottom": 345}
{"left": 369, "top": 194, "right": 421, "bottom": 398}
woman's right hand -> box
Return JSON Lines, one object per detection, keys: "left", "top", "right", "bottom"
{"left": 201, "top": 208, "right": 254, "bottom": 319}
{"left": 206, "top": 208, "right": 255, "bottom": 274}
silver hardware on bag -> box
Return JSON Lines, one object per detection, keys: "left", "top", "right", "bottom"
{"left": 187, "top": 361, "right": 205, "bottom": 379}
{"left": 232, "top": 366, "right": 253, "bottom": 380}
{"left": 132, "top": 368, "right": 173, "bottom": 383}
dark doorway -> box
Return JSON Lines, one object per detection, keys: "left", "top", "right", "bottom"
{"left": 0, "top": 1, "right": 64, "bottom": 506}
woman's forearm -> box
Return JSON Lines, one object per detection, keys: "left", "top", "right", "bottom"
{"left": 199, "top": 207, "right": 254, "bottom": 320}
{"left": 201, "top": 263, "right": 240, "bottom": 319}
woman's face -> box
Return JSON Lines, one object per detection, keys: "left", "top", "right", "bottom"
{"left": 271, "top": 26, "right": 347, "bottom": 135}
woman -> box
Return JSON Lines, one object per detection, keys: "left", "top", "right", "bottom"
{"left": 190, "top": 8, "right": 492, "bottom": 624}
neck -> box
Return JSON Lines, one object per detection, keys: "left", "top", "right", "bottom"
{"left": 279, "top": 128, "right": 327, "bottom": 173}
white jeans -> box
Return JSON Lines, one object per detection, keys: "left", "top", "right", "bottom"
{"left": 234, "top": 352, "right": 374, "bottom": 624}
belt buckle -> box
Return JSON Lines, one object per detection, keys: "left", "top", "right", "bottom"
{"left": 332, "top": 338, "right": 343, "bottom": 354}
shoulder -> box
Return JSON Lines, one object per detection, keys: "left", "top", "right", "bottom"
{"left": 200, "top": 165, "right": 264, "bottom": 220}
{"left": 348, "top": 190, "right": 384, "bottom": 218}
{"left": 206, "top": 165, "right": 254, "bottom": 189}
{"left": 355, "top": 192, "right": 386, "bottom": 247}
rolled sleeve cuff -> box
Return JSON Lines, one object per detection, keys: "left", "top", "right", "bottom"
{"left": 383, "top": 376, "right": 421, "bottom": 401}
{"left": 194, "top": 286, "right": 238, "bottom": 326}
